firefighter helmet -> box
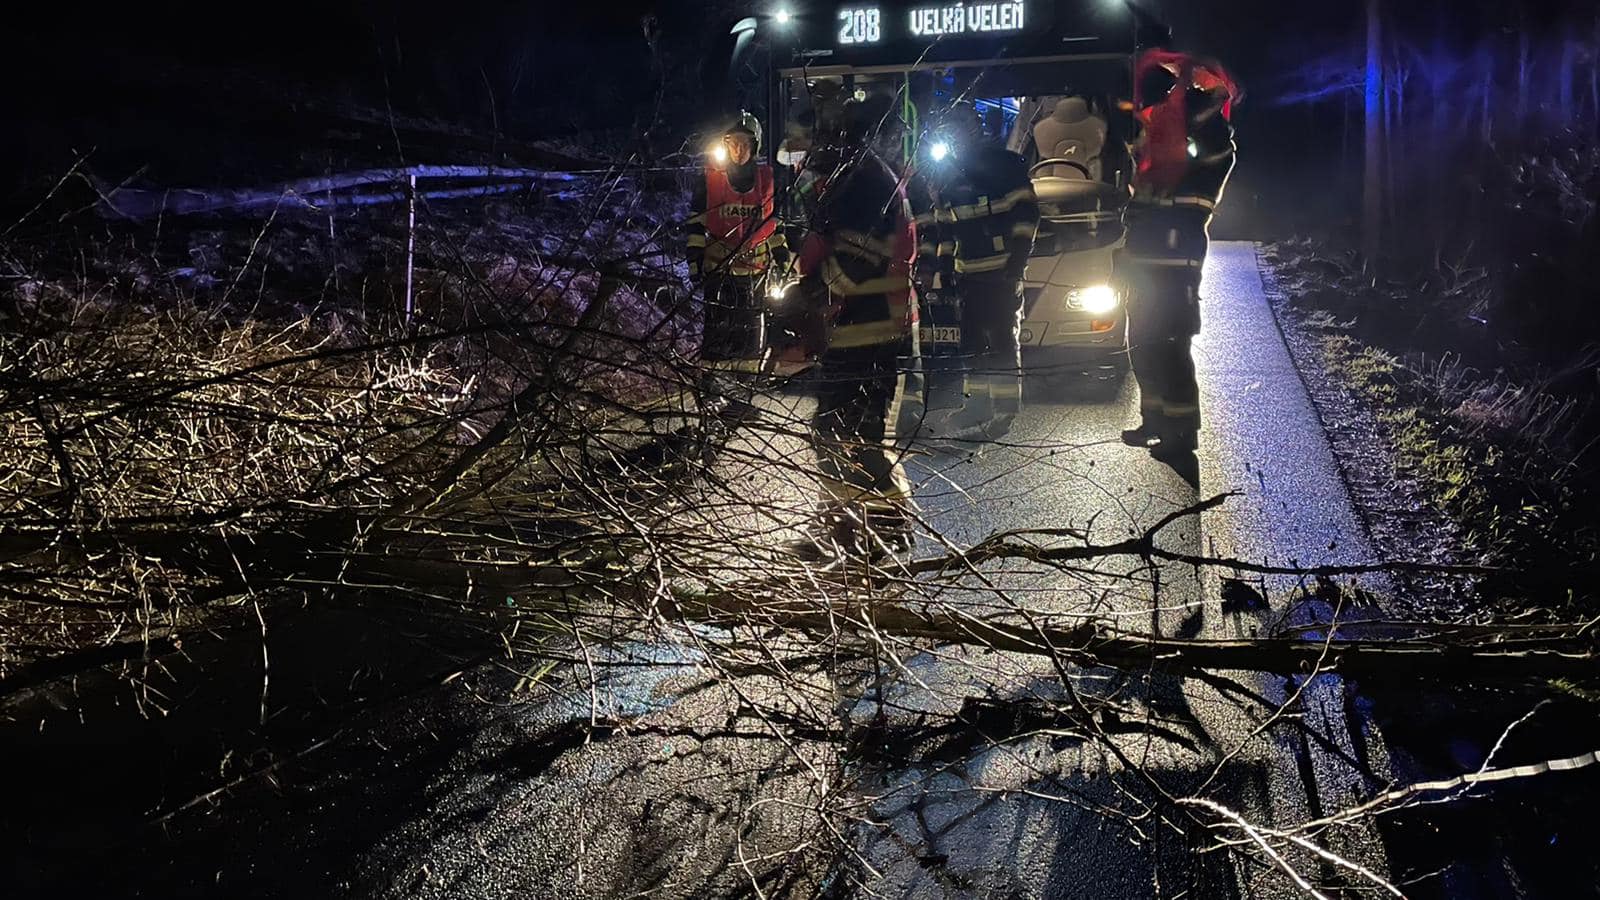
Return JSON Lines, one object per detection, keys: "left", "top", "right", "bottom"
{"left": 726, "top": 111, "right": 763, "bottom": 153}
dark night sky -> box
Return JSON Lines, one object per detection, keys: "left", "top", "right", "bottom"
{"left": 13, "top": 1, "right": 1584, "bottom": 85}
{"left": 13, "top": 1, "right": 1320, "bottom": 81}
{"left": 8, "top": 0, "right": 1591, "bottom": 235}
{"left": 2, "top": 2, "right": 1422, "bottom": 117}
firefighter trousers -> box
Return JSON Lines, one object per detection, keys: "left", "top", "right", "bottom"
{"left": 701, "top": 275, "right": 767, "bottom": 363}
{"left": 699, "top": 275, "right": 768, "bottom": 405}
{"left": 1117, "top": 207, "right": 1210, "bottom": 437}
{"left": 811, "top": 338, "right": 914, "bottom": 515}
{"left": 1124, "top": 269, "right": 1202, "bottom": 435}
{"left": 957, "top": 278, "right": 1024, "bottom": 419}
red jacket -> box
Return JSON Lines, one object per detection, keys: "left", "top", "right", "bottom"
{"left": 1133, "top": 50, "right": 1238, "bottom": 200}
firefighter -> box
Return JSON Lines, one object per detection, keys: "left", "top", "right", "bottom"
{"left": 686, "top": 113, "right": 790, "bottom": 408}
{"left": 921, "top": 105, "right": 1039, "bottom": 440}
{"left": 1115, "top": 51, "right": 1238, "bottom": 459}
{"left": 791, "top": 95, "right": 919, "bottom": 557}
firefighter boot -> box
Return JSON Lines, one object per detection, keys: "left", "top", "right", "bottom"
{"left": 1121, "top": 421, "right": 1163, "bottom": 448}
{"left": 809, "top": 505, "right": 914, "bottom": 560}
{"left": 698, "top": 368, "right": 730, "bottom": 416}
{"left": 936, "top": 371, "right": 999, "bottom": 444}
{"left": 1153, "top": 415, "right": 1199, "bottom": 455}
{"left": 1121, "top": 384, "right": 1166, "bottom": 447}
{"left": 787, "top": 510, "right": 850, "bottom": 562}
{"left": 862, "top": 506, "right": 916, "bottom": 557}
{"left": 985, "top": 367, "right": 1022, "bottom": 440}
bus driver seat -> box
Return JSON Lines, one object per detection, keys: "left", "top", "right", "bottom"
{"left": 1031, "top": 97, "right": 1106, "bottom": 182}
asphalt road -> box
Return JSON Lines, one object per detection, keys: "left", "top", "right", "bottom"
{"left": 822, "top": 240, "right": 1396, "bottom": 897}
{"left": 343, "top": 240, "right": 1399, "bottom": 900}
{"left": 468, "top": 239, "right": 1400, "bottom": 899}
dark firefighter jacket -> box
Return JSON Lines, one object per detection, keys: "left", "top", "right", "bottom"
{"left": 686, "top": 160, "right": 789, "bottom": 278}
{"left": 914, "top": 146, "right": 1039, "bottom": 283}
{"left": 796, "top": 150, "right": 917, "bottom": 350}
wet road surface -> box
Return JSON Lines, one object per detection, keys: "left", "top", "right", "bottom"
{"left": 437, "top": 240, "right": 1400, "bottom": 898}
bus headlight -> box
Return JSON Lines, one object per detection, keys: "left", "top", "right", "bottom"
{"left": 1075, "top": 284, "right": 1119, "bottom": 315}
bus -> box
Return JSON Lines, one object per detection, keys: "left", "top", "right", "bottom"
{"left": 732, "top": 1, "right": 1169, "bottom": 379}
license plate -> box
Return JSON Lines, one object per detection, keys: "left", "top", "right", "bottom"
{"left": 920, "top": 326, "right": 961, "bottom": 345}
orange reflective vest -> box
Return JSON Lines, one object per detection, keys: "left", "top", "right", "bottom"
{"left": 692, "top": 163, "right": 780, "bottom": 277}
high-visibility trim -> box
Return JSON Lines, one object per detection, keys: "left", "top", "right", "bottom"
{"left": 816, "top": 472, "right": 913, "bottom": 505}
{"left": 1122, "top": 255, "right": 1204, "bottom": 267}
{"left": 702, "top": 356, "right": 769, "bottom": 373}
{"left": 1147, "top": 195, "right": 1216, "bottom": 210}
{"left": 706, "top": 240, "right": 773, "bottom": 259}
{"left": 884, "top": 371, "right": 908, "bottom": 443}
{"left": 821, "top": 258, "right": 909, "bottom": 296}
{"left": 704, "top": 239, "right": 774, "bottom": 275}
{"left": 953, "top": 255, "right": 1010, "bottom": 274}
{"left": 1010, "top": 221, "right": 1039, "bottom": 239}
{"left": 964, "top": 373, "right": 1020, "bottom": 395}
{"left": 685, "top": 234, "right": 708, "bottom": 248}
{"left": 704, "top": 236, "right": 776, "bottom": 263}
{"left": 948, "top": 186, "right": 1036, "bottom": 220}
{"left": 990, "top": 379, "right": 1022, "bottom": 399}
{"left": 991, "top": 235, "right": 1006, "bottom": 252}
{"left": 1162, "top": 401, "right": 1200, "bottom": 416}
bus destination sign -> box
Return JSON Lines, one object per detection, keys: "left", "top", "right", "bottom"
{"left": 834, "top": 2, "right": 1046, "bottom": 48}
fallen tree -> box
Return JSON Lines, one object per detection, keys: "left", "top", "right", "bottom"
{"left": 6, "top": 152, "right": 1598, "bottom": 900}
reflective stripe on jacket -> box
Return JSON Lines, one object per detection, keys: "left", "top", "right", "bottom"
{"left": 925, "top": 146, "right": 1038, "bottom": 280}
{"left": 796, "top": 151, "right": 917, "bottom": 349}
